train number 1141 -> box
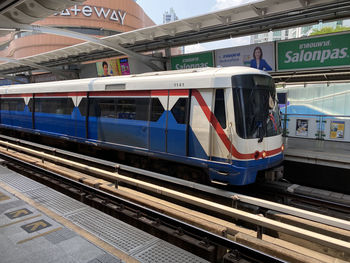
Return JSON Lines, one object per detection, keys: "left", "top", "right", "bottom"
{"left": 174, "top": 82, "right": 185, "bottom": 87}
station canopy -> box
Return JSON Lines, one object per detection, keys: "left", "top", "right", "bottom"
{"left": 0, "top": 0, "right": 350, "bottom": 75}
{"left": 0, "top": 0, "right": 85, "bottom": 37}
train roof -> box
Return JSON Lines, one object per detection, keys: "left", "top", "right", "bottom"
{"left": 0, "top": 66, "right": 270, "bottom": 95}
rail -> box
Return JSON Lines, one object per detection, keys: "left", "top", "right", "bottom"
{"left": 0, "top": 137, "right": 349, "bottom": 262}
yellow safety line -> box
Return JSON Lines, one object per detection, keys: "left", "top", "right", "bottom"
{"left": 0, "top": 214, "right": 41, "bottom": 228}
{"left": 0, "top": 196, "right": 10, "bottom": 201}
{"left": 17, "top": 227, "right": 62, "bottom": 244}
{"left": 0, "top": 192, "right": 10, "bottom": 201}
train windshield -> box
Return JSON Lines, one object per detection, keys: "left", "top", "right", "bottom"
{"left": 232, "top": 74, "right": 281, "bottom": 141}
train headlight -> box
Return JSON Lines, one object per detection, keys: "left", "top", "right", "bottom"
{"left": 281, "top": 144, "right": 285, "bottom": 151}
{"left": 262, "top": 151, "right": 267, "bottom": 158}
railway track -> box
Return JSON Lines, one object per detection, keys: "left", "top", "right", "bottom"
{"left": 0, "top": 137, "right": 349, "bottom": 263}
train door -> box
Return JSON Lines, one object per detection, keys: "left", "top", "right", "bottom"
{"left": 149, "top": 92, "right": 167, "bottom": 152}
{"left": 166, "top": 90, "right": 189, "bottom": 156}
{"left": 149, "top": 90, "right": 189, "bottom": 156}
{"left": 188, "top": 89, "right": 212, "bottom": 160}
{"left": 210, "top": 88, "right": 230, "bottom": 163}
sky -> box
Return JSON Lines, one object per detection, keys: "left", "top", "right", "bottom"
{"left": 136, "top": 0, "right": 257, "bottom": 52}
{"left": 136, "top": 0, "right": 255, "bottom": 25}
{"left": 135, "top": 0, "right": 350, "bottom": 53}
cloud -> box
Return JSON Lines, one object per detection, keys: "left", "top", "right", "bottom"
{"left": 231, "top": 36, "right": 251, "bottom": 47}
{"left": 213, "top": 0, "right": 257, "bottom": 11}
{"left": 184, "top": 43, "right": 207, "bottom": 54}
{"left": 184, "top": 36, "right": 251, "bottom": 53}
{"left": 183, "top": 1, "right": 257, "bottom": 53}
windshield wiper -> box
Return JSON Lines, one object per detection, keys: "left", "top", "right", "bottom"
{"left": 256, "top": 120, "right": 264, "bottom": 143}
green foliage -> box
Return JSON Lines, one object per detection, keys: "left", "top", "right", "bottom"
{"left": 310, "top": 26, "right": 350, "bottom": 36}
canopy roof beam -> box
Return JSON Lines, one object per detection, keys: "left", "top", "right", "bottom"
{"left": 0, "top": 56, "right": 69, "bottom": 79}
{"left": 0, "top": 73, "right": 27, "bottom": 84}
{"left": 0, "top": 22, "right": 164, "bottom": 71}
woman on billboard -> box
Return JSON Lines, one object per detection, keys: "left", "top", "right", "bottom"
{"left": 102, "top": 61, "right": 111, "bottom": 76}
{"left": 250, "top": 46, "right": 272, "bottom": 71}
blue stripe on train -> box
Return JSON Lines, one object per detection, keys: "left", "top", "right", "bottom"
{"left": 209, "top": 153, "right": 283, "bottom": 185}
{"left": 0, "top": 107, "right": 32, "bottom": 129}
{"left": 35, "top": 108, "right": 85, "bottom": 138}
{"left": 0, "top": 108, "right": 282, "bottom": 185}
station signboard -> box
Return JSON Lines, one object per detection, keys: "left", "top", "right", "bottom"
{"left": 171, "top": 52, "right": 214, "bottom": 70}
{"left": 277, "top": 32, "right": 350, "bottom": 71}
{"left": 215, "top": 42, "right": 275, "bottom": 71}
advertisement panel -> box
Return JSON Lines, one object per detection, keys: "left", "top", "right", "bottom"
{"left": 296, "top": 119, "right": 309, "bottom": 137}
{"left": 171, "top": 52, "right": 214, "bottom": 70}
{"left": 215, "top": 42, "right": 275, "bottom": 71}
{"left": 118, "top": 58, "right": 130, "bottom": 75}
{"left": 277, "top": 32, "right": 350, "bottom": 71}
{"left": 96, "top": 60, "right": 119, "bottom": 77}
{"left": 330, "top": 120, "right": 345, "bottom": 139}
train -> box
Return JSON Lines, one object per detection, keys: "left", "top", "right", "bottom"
{"left": 0, "top": 66, "right": 284, "bottom": 185}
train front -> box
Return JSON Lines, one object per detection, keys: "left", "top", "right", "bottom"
{"left": 210, "top": 72, "right": 284, "bottom": 185}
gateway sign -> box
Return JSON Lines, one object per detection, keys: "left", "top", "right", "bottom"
{"left": 277, "top": 33, "right": 350, "bottom": 71}
{"left": 55, "top": 5, "right": 127, "bottom": 25}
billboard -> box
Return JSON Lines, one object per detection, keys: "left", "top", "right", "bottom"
{"left": 97, "top": 60, "right": 119, "bottom": 77}
{"left": 171, "top": 52, "right": 214, "bottom": 70}
{"left": 215, "top": 42, "right": 275, "bottom": 71}
{"left": 118, "top": 58, "right": 130, "bottom": 75}
{"left": 277, "top": 32, "right": 350, "bottom": 71}
{"left": 96, "top": 58, "right": 130, "bottom": 76}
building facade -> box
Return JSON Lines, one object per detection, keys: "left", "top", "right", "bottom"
{"left": 0, "top": 0, "right": 154, "bottom": 60}
{"left": 163, "top": 8, "right": 178, "bottom": 24}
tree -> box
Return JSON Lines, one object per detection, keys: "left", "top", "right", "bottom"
{"left": 310, "top": 25, "right": 350, "bottom": 36}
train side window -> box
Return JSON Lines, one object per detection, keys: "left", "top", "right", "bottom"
{"left": 88, "top": 98, "right": 102, "bottom": 117}
{"left": 34, "top": 98, "right": 74, "bottom": 115}
{"left": 1, "top": 98, "right": 25, "bottom": 111}
{"left": 117, "top": 98, "right": 150, "bottom": 121}
{"left": 99, "top": 98, "right": 117, "bottom": 118}
{"left": 82, "top": 98, "right": 150, "bottom": 120}
{"left": 214, "top": 89, "right": 227, "bottom": 129}
{"left": 117, "top": 98, "right": 136, "bottom": 120}
{"left": 78, "top": 98, "right": 87, "bottom": 116}
{"left": 28, "top": 99, "right": 33, "bottom": 112}
{"left": 135, "top": 98, "right": 150, "bottom": 121}
{"left": 150, "top": 98, "right": 164, "bottom": 122}
{"left": 171, "top": 98, "right": 188, "bottom": 124}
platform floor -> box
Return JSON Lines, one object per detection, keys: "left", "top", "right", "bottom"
{"left": 284, "top": 137, "right": 350, "bottom": 169}
{"left": 0, "top": 165, "right": 208, "bottom": 263}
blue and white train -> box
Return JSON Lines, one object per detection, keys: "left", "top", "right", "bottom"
{"left": 0, "top": 67, "right": 283, "bottom": 185}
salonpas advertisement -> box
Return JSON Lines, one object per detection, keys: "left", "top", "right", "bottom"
{"left": 277, "top": 32, "right": 350, "bottom": 71}
{"left": 215, "top": 42, "right": 275, "bottom": 71}
{"left": 171, "top": 52, "right": 214, "bottom": 70}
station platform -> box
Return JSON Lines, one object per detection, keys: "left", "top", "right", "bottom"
{"left": 0, "top": 164, "right": 208, "bottom": 263}
{"left": 284, "top": 137, "right": 350, "bottom": 169}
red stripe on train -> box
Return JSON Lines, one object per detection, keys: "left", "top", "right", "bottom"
{"left": 192, "top": 89, "right": 282, "bottom": 160}
{"left": 90, "top": 91, "right": 150, "bottom": 97}
{"left": 151, "top": 90, "right": 189, "bottom": 96}
{"left": 0, "top": 94, "right": 33, "bottom": 98}
{"left": 35, "top": 92, "right": 87, "bottom": 97}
